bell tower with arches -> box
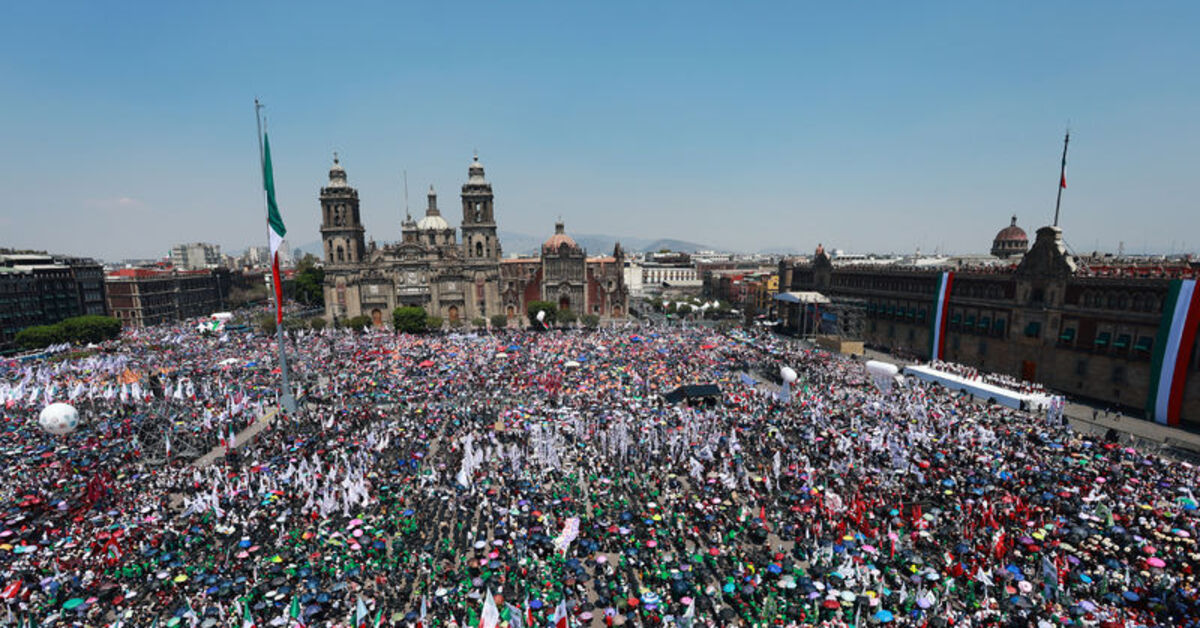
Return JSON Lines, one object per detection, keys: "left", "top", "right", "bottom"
{"left": 319, "top": 153, "right": 366, "bottom": 266}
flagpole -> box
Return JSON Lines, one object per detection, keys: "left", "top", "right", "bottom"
{"left": 1053, "top": 129, "right": 1069, "bottom": 227}
{"left": 255, "top": 99, "right": 298, "bottom": 414}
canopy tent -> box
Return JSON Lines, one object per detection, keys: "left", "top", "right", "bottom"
{"left": 773, "top": 291, "right": 831, "bottom": 305}
{"left": 661, "top": 383, "right": 721, "bottom": 404}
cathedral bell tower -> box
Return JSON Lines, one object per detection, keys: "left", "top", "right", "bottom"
{"left": 319, "top": 154, "right": 366, "bottom": 266}
{"left": 460, "top": 154, "right": 501, "bottom": 261}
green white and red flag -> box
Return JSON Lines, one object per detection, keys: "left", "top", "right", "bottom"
{"left": 262, "top": 132, "right": 288, "bottom": 325}
{"left": 928, "top": 271, "right": 955, "bottom": 361}
{"left": 1147, "top": 279, "right": 1200, "bottom": 425}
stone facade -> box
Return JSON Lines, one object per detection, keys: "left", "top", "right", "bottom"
{"left": 780, "top": 226, "right": 1200, "bottom": 426}
{"left": 321, "top": 155, "right": 627, "bottom": 326}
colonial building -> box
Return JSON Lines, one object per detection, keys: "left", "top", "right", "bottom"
{"left": 105, "top": 268, "right": 231, "bottom": 328}
{"left": 320, "top": 154, "right": 627, "bottom": 326}
{"left": 499, "top": 222, "right": 628, "bottom": 321}
{"left": 779, "top": 225, "right": 1200, "bottom": 427}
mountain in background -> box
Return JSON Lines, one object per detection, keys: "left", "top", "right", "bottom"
{"left": 292, "top": 233, "right": 714, "bottom": 259}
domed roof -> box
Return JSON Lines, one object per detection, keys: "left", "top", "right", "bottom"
{"left": 468, "top": 154, "right": 486, "bottom": 183}
{"left": 994, "top": 216, "right": 1028, "bottom": 242}
{"left": 327, "top": 153, "right": 348, "bottom": 188}
{"left": 543, "top": 221, "right": 578, "bottom": 250}
{"left": 417, "top": 214, "right": 451, "bottom": 231}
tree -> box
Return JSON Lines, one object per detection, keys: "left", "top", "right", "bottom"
{"left": 471, "top": 317, "right": 487, "bottom": 329}
{"left": 425, "top": 315, "right": 443, "bottom": 331}
{"left": 308, "top": 317, "right": 328, "bottom": 330}
{"left": 557, "top": 309, "right": 578, "bottom": 326}
{"left": 293, "top": 255, "right": 325, "bottom": 306}
{"left": 490, "top": 314, "right": 509, "bottom": 330}
{"left": 282, "top": 317, "right": 307, "bottom": 331}
{"left": 15, "top": 325, "right": 65, "bottom": 350}
{"left": 527, "top": 301, "right": 557, "bottom": 327}
{"left": 345, "top": 315, "right": 372, "bottom": 331}
{"left": 676, "top": 304, "right": 693, "bottom": 316}
{"left": 57, "top": 315, "right": 122, "bottom": 344}
{"left": 581, "top": 314, "right": 600, "bottom": 329}
{"left": 393, "top": 306, "right": 428, "bottom": 334}
{"left": 255, "top": 312, "right": 277, "bottom": 335}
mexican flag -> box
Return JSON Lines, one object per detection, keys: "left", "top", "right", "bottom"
{"left": 551, "top": 599, "right": 569, "bottom": 628}
{"left": 1147, "top": 278, "right": 1200, "bottom": 425}
{"left": 480, "top": 589, "right": 501, "bottom": 628}
{"left": 241, "top": 602, "right": 256, "bottom": 628}
{"left": 289, "top": 596, "right": 306, "bottom": 628}
{"left": 263, "top": 132, "right": 288, "bottom": 325}
{"left": 354, "top": 596, "right": 370, "bottom": 628}
{"left": 928, "top": 271, "right": 955, "bottom": 361}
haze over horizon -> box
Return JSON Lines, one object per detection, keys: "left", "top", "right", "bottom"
{"left": 2, "top": 2, "right": 1198, "bottom": 261}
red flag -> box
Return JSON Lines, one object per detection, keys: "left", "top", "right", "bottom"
{"left": 1060, "top": 173, "right": 1067, "bottom": 189}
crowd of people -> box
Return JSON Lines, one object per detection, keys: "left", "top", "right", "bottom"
{"left": 0, "top": 316, "right": 1198, "bottom": 627}
{"left": 928, "top": 361, "right": 1047, "bottom": 396}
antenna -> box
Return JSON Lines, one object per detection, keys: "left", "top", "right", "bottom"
{"left": 403, "top": 169, "right": 410, "bottom": 220}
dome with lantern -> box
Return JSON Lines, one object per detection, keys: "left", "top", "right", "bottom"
{"left": 991, "top": 216, "right": 1029, "bottom": 259}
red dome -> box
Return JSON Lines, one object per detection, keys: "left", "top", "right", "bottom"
{"left": 543, "top": 221, "right": 578, "bottom": 250}
{"left": 991, "top": 216, "right": 1029, "bottom": 259}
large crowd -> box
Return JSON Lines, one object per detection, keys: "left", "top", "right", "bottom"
{"left": 1, "top": 317, "right": 1199, "bottom": 627}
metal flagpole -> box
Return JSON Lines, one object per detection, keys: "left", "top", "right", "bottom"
{"left": 255, "top": 99, "right": 298, "bottom": 414}
{"left": 1053, "top": 130, "right": 1069, "bottom": 227}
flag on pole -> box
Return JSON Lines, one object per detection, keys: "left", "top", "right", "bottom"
{"left": 1060, "top": 172, "right": 1067, "bottom": 189}
{"left": 354, "top": 596, "right": 370, "bottom": 628}
{"left": 417, "top": 596, "right": 427, "bottom": 628}
{"left": 480, "top": 589, "right": 501, "bottom": 628}
{"left": 551, "top": 599, "right": 569, "bottom": 628}
{"left": 289, "top": 596, "right": 306, "bottom": 628}
{"left": 1147, "top": 279, "right": 1200, "bottom": 425}
{"left": 928, "top": 271, "right": 955, "bottom": 361}
{"left": 164, "top": 430, "right": 171, "bottom": 459}
{"left": 262, "top": 132, "right": 288, "bottom": 325}
{"left": 241, "top": 602, "right": 257, "bottom": 628}
{"left": 524, "top": 595, "right": 533, "bottom": 628}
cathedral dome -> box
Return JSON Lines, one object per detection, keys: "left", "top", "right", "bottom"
{"left": 417, "top": 214, "right": 451, "bottom": 231}
{"left": 991, "top": 215, "right": 1029, "bottom": 259}
{"left": 543, "top": 221, "right": 578, "bottom": 250}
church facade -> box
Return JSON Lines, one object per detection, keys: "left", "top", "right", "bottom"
{"left": 320, "top": 154, "right": 627, "bottom": 326}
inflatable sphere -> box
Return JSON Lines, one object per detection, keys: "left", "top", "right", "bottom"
{"left": 780, "top": 367, "right": 798, "bottom": 383}
{"left": 536, "top": 310, "right": 546, "bottom": 322}
{"left": 38, "top": 402, "right": 80, "bottom": 435}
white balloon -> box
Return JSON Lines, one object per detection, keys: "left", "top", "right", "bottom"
{"left": 536, "top": 310, "right": 546, "bottom": 322}
{"left": 780, "top": 366, "right": 798, "bottom": 383}
{"left": 38, "top": 402, "right": 80, "bottom": 435}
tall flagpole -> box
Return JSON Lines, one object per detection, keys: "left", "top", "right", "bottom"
{"left": 1053, "top": 130, "right": 1070, "bottom": 227}
{"left": 255, "top": 99, "right": 298, "bottom": 414}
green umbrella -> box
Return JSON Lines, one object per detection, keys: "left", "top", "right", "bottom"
{"left": 62, "top": 598, "right": 85, "bottom": 610}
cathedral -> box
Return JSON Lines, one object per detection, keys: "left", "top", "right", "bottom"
{"left": 319, "top": 154, "right": 628, "bottom": 326}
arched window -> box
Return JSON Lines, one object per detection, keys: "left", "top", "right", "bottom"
{"left": 476, "top": 241, "right": 484, "bottom": 257}
{"left": 337, "top": 245, "right": 345, "bottom": 262}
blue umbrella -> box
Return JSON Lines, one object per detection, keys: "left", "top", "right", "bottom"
{"left": 874, "top": 610, "right": 894, "bottom": 623}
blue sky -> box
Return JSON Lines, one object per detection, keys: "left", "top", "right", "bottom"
{"left": 2, "top": 1, "right": 1197, "bottom": 260}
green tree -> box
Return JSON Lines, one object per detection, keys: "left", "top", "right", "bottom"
{"left": 308, "top": 317, "right": 328, "bottom": 330}
{"left": 471, "top": 317, "right": 487, "bottom": 329}
{"left": 425, "top": 315, "right": 443, "bottom": 331}
{"left": 527, "top": 301, "right": 557, "bottom": 327}
{"left": 557, "top": 309, "right": 578, "bottom": 326}
{"left": 345, "top": 315, "right": 372, "bottom": 331}
{"left": 581, "top": 314, "right": 600, "bottom": 329}
{"left": 293, "top": 255, "right": 325, "bottom": 306}
{"left": 15, "top": 325, "right": 65, "bottom": 350}
{"left": 58, "top": 315, "right": 122, "bottom": 344}
{"left": 392, "top": 306, "right": 428, "bottom": 334}
{"left": 282, "top": 317, "right": 307, "bottom": 331}
{"left": 255, "top": 312, "right": 277, "bottom": 335}
{"left": 489, "top": 314, "right": 509, "bottom": 330}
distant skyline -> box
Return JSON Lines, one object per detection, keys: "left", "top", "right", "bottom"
{"left": 2, "top": 2, "right": 1198, "bottom": 261}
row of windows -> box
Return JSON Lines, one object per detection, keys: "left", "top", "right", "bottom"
{"left": 1077, "top": 290, "right": 1162, "bottom": 313}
